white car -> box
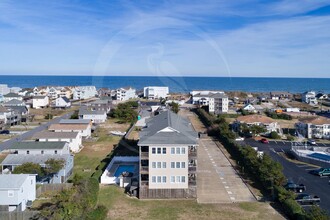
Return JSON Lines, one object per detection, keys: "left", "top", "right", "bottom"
{"left": 307, "top": 139, "right": 316, "bottom": 145}
{"left": 235, "top": 137, "right": 245, "bottom": 141}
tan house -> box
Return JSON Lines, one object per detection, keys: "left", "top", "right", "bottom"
{"left": 234, "top": 115, "right": 281, "bottom": 134}
{"left": 48, "top": 123, "right": 91, "bottom": 138}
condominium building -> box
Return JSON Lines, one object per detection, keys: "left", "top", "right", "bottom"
{"left": 143, "top": 86, "right": 169, "bottom": 99}
{"left": 138, "top": 110, "right": 198, "bottom": 199}
{"left": 295, "top": 116, "right": 330, "bottom": 139}
{"left": 116, "top": 87, "right": 136, "bottom": 101}
{"left": 73, "top": 86, "right": 97, "bottom": 100}
{"left": 209, "top": 93, "right": 229, "bottom": 114}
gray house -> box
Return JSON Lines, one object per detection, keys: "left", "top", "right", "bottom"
{"left": 1, "top": 142, "right": 74, "bottom": 184}
{"left": 0, "top": 174, "right": 36, "bottom": 211}
{"left": 138, "top": 110, "right": 198, "bottom": 199}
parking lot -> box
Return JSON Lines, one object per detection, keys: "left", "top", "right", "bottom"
{"left": 197, "top": 138, "right": 255, "bottom": 203}
{"left": 242, "top": 139, "right": 330, "bottom": 213}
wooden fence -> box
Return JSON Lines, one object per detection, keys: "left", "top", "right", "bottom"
{"left": 36, "top": 183, "right": 73, "bottom": 197}
{"left": 0, "top": 211, "right": 39, "bottom": 220}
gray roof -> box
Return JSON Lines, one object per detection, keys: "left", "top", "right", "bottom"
{"left": 138, "top": 110, "right": 198, "bottom": 145}
{"left": 59, "top": 119, "right": 91, "bottom": 124}
{"left": 7, "top": 106, "right": 28, "bottom": 114}
{"left": 32, "top": 131, "right": 79, "bottom": 139}
{"left": 79, "top": 107, "right": 106, "bottom": 115}
{"left": 9, "top": 141, "right": 67, "bottom": 150}
{"left": 0, "top": 174, "right": 32, "bottom": 189}
{"left": 3, "top": 99, "right": 25, "bottom": 106}
{"left": 1, "top": 154, "right": 70, "bottom": 166}
{"left": 60, "top": 96, "right": 70, "bottom": 103}
{"left": 90, "top": 99, "right": 109, "bottom": 105}
{"left": 194, "top": 92, "right": 227, "bottom": 98}
{"left": 210, "top": 93, "right": 228, "bottom": 99}
{"left": 4, "top": 93, "right": 21, "bottom": 98}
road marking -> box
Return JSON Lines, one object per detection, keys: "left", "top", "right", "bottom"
{"left": 274, "top": 141, "right": 277, "bottom": 144}
{"left": 227, "top": 191, "right": 233, "bottom": 195}
{"left": 282, "top": 141, "right": 285, "bottom": 144}
{"left": 230, "top": 197, "right": 236, "bottom": 200}
{"left": 225, "top": 186, "right": 229, "bottom": 189}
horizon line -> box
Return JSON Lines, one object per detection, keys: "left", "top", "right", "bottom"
{"left": 0, "top": 74, "right": 330, "bottom": 79}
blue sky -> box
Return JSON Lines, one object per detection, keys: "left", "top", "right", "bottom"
{"left": 0, "top": 0, "right": 330, "bottom": 77}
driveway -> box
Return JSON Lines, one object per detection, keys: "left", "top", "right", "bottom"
{"left": 197, "top": 138, "right": 255, "bottom": 203}
{"left": 0, "top": 112, "right": 72, "bottom": 152}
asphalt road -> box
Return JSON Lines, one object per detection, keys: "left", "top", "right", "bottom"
{"left": 0, "top": 112, "right": 72, "bottom": 152}
{"left": 241, "top": 139, "right": 330, "bottom": 214}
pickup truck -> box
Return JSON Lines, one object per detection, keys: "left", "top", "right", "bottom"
{"left": 284, "top": 182, "right": 306, "bottom": 193}
{"left": 295, "top": 193, "right": 320, "bottom": 205}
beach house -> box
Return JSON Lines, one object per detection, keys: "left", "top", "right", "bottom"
{"left": 143, "top": 86, "right": 169, "bottom": 100}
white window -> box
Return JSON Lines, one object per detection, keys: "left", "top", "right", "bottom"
{"left": 181, "top": 176, "right": 186, "bottom": 183}
{"left": 181, "top": 162, "right": 185, "bottom": 168}
{"left": 8, "top": 190, "right": 14, "bottom": 197}
{"left": 162, "top": 162, "right": 166, "bottom": 168}
{"left": 157, "top": 162, "right": 161, "bottom": 168}
{"left": 171, "top": 162, "right": 175, "bottom": 168}
{"left": 176, "top": 162, "right": 180, "bottom": 168}
{"left": 152, "top": 162, "right": 156, "bottom": 168}
{"left": 157, "top": 176, "right": 162, "bottom": 183}
{"left": 176, "top": 176, "right": 181, "bottom": 183}
{"left": 181, "top": 147, "right": 186, "bottom": 154}
{"left": 162, "top": 176, "right": 167, "bottom": 183}
{"left": 171, "top": 147, "right": 175, "bottom": 154}
{"left": 176, "top": 147, "right": 180, "bottom": 154}
{"left": 171, "top": 176, "right": 175, "bottom": 183}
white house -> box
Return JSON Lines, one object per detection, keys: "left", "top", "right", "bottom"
{"left": 302, "top": 91, "right": 318, "bottom": 105}
{"left": 191, "top": 90, "right": 225, "bottom": 105}
{"left": 143, "top": 86, "right": 169, "bottom": 99}
{"left": 0, "top": 84, "right": 10, "bottom": 95}
{"left": 55, "top": 96, "right": 71, "bottom": 108}
{"left": 209, "top": 93, "right": 229, "bottom": 114}
{"left": 242, "top": 104, "right": 256, "bottom": 112}
{"left": 116, "top": 87, "right": 136, "bottom": 101}
{"left": 32, "top": 131, "right": 82, "bottom": 153}
{"left": 48, "top": 123, "right": 92, "bottom": 138}
{"left": 48, "top": 87, "right": 60, "bottom": 99}
{"left": 295, "top": 116, "right": 330, "bottom": 139}
{"left": 78, "top": 107, "right": 107, "bottom": 124}
{"left": 0, "top": 174, "right": 36, "bottom": 212}
{"left": 73, "top": 86, "right": 97, "bottom": 100}
{"left": 32, "top": 96, "right": 49, "bottom": 109}
{"left": 3, "top": 93, "right": 23, "bottom": 102}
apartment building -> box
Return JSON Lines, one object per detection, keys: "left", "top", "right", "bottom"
{"left": 295, "top": 116, "right": 330, "bottom": 139}
{"left": 209, "top": 93, "right": 229, "bottom": 114}
{"left": 143, "top": 86, "right": 169, "bottom": 99}
{"left": 73, "top": 86, "right": 97, "bottom": 100}
{"left": 138, "top": 110, "right": 198, "bottom": 199}
{"left": 116, "top": 87, "right": 136, "bottom": 101}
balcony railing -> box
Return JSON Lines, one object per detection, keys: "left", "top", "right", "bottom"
{"left": 188, "top": 151, "right": 197, "bottom": 158}
{"left": 140, "top": 152, "right": 149, "bottom": 158}
{"left": 188, "top": 166, "right": 197, "bottom": 172}
{"left": 140, "top": 180, "right": 149, "bottom": 186}
{"left": 140, "top": 166, "right": 149, "bottom": 172}
{"left": 189, "top": 180, "right": 197, "bottom": 186}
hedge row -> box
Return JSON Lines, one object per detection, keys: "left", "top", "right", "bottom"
{"left": 195, "top": 108, "right": 329, "bottom": 220}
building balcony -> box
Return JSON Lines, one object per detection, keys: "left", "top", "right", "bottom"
{"left": 189, "top": 180, "right": 197, "bottom": 186}
{"left": 140, "top": 152, "right": 149, "bottom": 158}
{"left": 140, "top": 180, "right": 149, "bottom": 186}
{"left": 188, "top": 166, "right": 197, "bottom": 172}
{"left": 188, "top": 151, "right": 197, "bottom": 158}
{"left": 140, "top": 166, "right": 149, "bottom": 173}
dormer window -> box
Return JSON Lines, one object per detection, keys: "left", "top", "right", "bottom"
{"left": 27, "top": 150, "right": 29, "bottom": 154}
{"left": 55, "top": 150, "right": 57, "bottom": 154}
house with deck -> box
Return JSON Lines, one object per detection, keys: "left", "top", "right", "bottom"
{"left": 32, "top": 96, "right": 49, "bottom": 109}
{"left": 233, "top": 114, "right": 281, "bottom": 134}
{"left": 143, "top": 86, "right": 169, "bottom": 100}
{"left": 295, "top": 117, "right": 330, "bottom": 139}
{"left": 78, "top": 107, "right": 107, "bottom": 123}
{"left": 54, "top": 96, "right": 71, "bottom": 108}
{"left": 3, "top": 93, "right": 23, "bottom": 102}
{"left": 0, "top": 174, "right": 36, "bottom": 212}
{"left": 138, "top": 110, "right": 198, "bottom": 199}
{"left": 116, "top": 87, "right": 136, "bottom": 101}
{"left": 1, "top": 142, "right": 73, "bottom": 183}
{"left": 73, "top": 86, "right": 97, "bottom": 100}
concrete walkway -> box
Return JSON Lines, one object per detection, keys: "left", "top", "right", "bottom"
{"left": 197, "top": 138, "right": 255, "bottom": 203}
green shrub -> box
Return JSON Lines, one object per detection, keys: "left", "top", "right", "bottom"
{"left": 270, "top": 131, "right": 281, "bottom": 139}
{"left": 45, "top": 114, "right": 53, "bottom": 120}
{"left": 86, "top": 205, "right": 108, "bottom": 220}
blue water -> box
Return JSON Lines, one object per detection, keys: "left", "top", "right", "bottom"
{"left": 114, "top": 165, "right": 135, "bottom": 177}
{"left": 0, "top": 75, "right": 329, "bottom": 93}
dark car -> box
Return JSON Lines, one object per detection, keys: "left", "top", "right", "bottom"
{"left": 284, "top": 182, "right": 306, "bottom": 193}
{"left": 0, "top": 130, "right": 10, "bottom": 134}
{"left": 295, "top": 193, "right": 320, "bottom": 205}
{"left": 310, "top": 168, "right": 330, "bottom": 177}
{"left": 307, "top": 139, "right": 316, "bottom": 145}
{"left": 260, "top": 138, "right": 269, "bottom": 144}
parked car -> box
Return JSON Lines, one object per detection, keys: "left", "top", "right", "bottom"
{"left": 295, "top": 193, "right": 320, "bottom": 205}
{"left": 310, "top": 168, "right": 330, "bottom": 177}
{"left": 0, "top": 130, "right": 10, "bottom": 134}
{"left": 307, "top": 139, "right": 316, "bottom": 145}
{"left": 235, "top": 137, "right": 244, "bottom": 141}
{"left": 284, "top": 181, "right": 306, "bottom": 193}
{"left": 260, "top": 138, "right": 269, "bottom": 144}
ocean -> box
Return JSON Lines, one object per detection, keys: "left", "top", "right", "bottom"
{"left": 0, "top": 75, "right": 329, "bottom": 93}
